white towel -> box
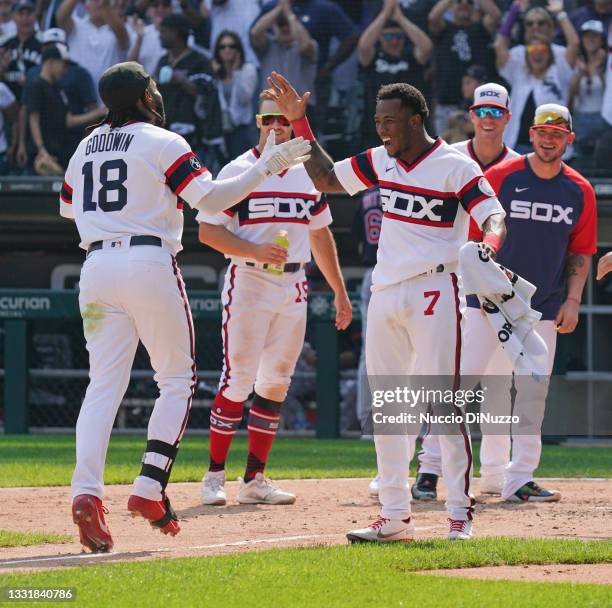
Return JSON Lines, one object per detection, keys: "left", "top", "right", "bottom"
{"left": 459, "top": 242, "right": 549, "bottom": 378}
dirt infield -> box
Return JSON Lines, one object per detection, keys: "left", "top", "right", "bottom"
{"left": 0, "top": 478, "right": 611, "bottom": 580}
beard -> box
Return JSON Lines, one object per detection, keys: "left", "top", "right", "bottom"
{"left": 153, "top": 92, "right": 166, "bottom": 127}
{"left": 534, "top": 142, "right": 566, "bottom": 163}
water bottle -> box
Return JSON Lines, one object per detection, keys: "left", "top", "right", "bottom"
{"left": 266, "top": 230, "right": 289, "bottom": 275}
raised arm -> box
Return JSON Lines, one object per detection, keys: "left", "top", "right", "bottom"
{"left": 357, "top": 0, "right": 397, "bottom": 67}
{"left": 547, "top": 0, "right": 579, "bottom": 67}
{"left": 268, "top": 71, "right": 347, "bottom": 193}
{"left": 480, "top": 0, "right": 502, "bottom": 34}
{"left": 250, "top": 3, "right": 282, "bottom": 52}
{"left": 394, "top": 6, "right": 433, "bottom": 65}
{"left": 101, "top": 0, "right": 130, "bottom": 51}
{"left": 56, "top": 0, "right": 79, "bottom": 34}
{"left": 428, "top": 0, "right": 453, "bottom": 36}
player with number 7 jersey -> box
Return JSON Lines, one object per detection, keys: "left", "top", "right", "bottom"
{"left": 268, "top": 72, "right": 507, "bottom": 542}
{"left": 59, "top": 62, "right": 311, "bottom": 553}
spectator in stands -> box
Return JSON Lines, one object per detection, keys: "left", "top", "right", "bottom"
{"left": 569, "top": 0, "right": 612, "bottom": 38}
{"left": 156, "top": 14, "right": 217, "bottom": 153}
{"left": 0, "top": 0, "right": 16, "bottom": 44}
{"left": 23, "top": 28, "right": 98, "bottom": 158}
{"left": 250, "top": 0, "right": 318, "bottom": 109}
{"left": 357, "top": 0, "right": 432, "bottom": 148}
{"left": 212, "top": 30, "right": 257, "bottom": 158}
{"left": 0, "top": 78, "right": 18, "bottom": 173}
{"left": 428, "top": 0, "right": 501, "bottom": 135}
{"left": 24, "top": 43, "right": 105, "bottom": 172}
{"left": 442, "top": 109, "right": 473, "bottom": 143}
{"left": 2, "top": 0, "right": 41, "bottom": 100}
{"left": 569, "top": 20, "right": 607, "bottom": 157}
{"left": 127, "top": 0, "right": 172, "bottom": 75}
{"left": 594, "top": 20, "right": 612, "bottom": 170}
{"left": 495, "top": 1, "right": 579, "bottom": 151}
{"left": 257, "top": 0, "right": 359, "bottom": 131}
{"left": 56, "top": 0, "right": 130, "bottom": 91}
{"left": 203, "top": 0, "right": 260, "bottom": 65}
{"left": 461, "top": 64, "right": 487, "bottom": 111}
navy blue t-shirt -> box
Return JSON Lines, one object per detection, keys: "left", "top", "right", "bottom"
{"left": 468, "top": 156, "right": 597, "bottom": 320}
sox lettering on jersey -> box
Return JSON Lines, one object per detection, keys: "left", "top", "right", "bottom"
{"left": 509, "top": 200, "right": 573, "bottom": 225}
{"left": 232, "top": 192, "right": 326, "bottom": 225}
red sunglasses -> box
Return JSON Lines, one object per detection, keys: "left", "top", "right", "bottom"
{"left": 257, "top": 113, "right": 291, "bottom": 127}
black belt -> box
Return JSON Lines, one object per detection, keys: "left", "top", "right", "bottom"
{"left": 245, "top": 262, "right": 302, "bottom": 273}
{"left": 87, "top": 235, "right": 162, "bottom": 255}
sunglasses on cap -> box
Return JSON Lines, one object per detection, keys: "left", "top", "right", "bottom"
{"left": 527, "top": 43, "right": 548, "bottom": 53}
{"left": 257, "top": 113, "right": 291, "bottom": 127}
{"left": 531, "top": 111, "right": 571, "bottom": 132}
{"left": 473, "top": 106, "right": 506, "bottom": 119}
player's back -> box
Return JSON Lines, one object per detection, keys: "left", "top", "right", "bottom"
{"left": 62, "top": 121, "right": 205, "bottom": 255}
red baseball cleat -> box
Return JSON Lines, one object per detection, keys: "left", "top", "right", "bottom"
{"left": 127, "top": 493, "right": 181, "bottom": 536}
{"left": 72, "top": 494, "right": 114, "bottom": 553}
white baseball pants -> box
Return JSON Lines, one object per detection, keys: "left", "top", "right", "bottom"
{"left": 71, "top": 243, "right": 196, "bottom": 501}
{"left": 218, "top": 263, "right": 307, "bottom": 404}
{"left": 418, "top": 307, "right": 557, "bottom": 497}
{"left": 367, "top": 271, "right": 474, "bottom": 522}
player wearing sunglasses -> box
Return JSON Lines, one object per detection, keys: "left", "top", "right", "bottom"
{"left": 414, "top": 83, "right": 520, "bottom": 501}
{"left": 421, "top": 104, "right": 596, "bottom": 504}
{"left": 197, "top": 89, "right": 352, "bottom": 507}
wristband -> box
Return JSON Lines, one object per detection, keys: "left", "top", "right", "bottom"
{"left": 290, "top": 116, "right": 315, "bottom": 142}
{"left": 566, "top": 296, "right": 580, "bottom": 304}
{"left": 482, "top": 234, "right": 501, "bottom": 254}
{"left": 556, "top": 11, "right": 568, "bottom": 20}
{"left": 498, "top": 2, "right": 521, "bottom": 37}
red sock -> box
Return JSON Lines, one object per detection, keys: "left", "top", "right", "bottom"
{"left": 209, "top": 393, "right": 244, "bottom": 471}
{"left": 245, "top": 394, "right": 282, "bottom": 482}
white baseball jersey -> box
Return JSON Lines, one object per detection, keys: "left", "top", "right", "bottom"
{"left": 451, "top": 139, "right": 520, "bottom": 169}
{"left": 60, "top": 121, "right": 214, "bottom": 255}
{"left": 196, "top": 147, "right": 332, "bottom": 263}
{"left": 334, "top": 138, "right": 505, "bottom": 290}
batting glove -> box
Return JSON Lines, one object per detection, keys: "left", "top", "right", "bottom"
{"left": 255, "top": 131, "right": 311, "bottom": 176}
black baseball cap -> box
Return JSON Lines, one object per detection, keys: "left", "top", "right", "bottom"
{"left": 98, "top": 62, "right": 151, "bottom": 111}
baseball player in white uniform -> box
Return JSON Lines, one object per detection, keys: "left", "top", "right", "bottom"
{"left": 198, "top": 89, "right": 352, "bottom": 506}
{"left": 269, "top": 72, "right": 506, "bottom": 541}
{"left": 414, "top": 83, "right": 520, "bottom": 499}
{"left": 60, "top": 62, "right": 310, "bottom": 552}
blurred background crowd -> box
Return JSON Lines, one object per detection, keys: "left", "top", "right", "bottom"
{"left": 0, "top": 0, "right": 610, "bottom": 176}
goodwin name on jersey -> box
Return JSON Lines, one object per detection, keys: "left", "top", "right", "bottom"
{"left": 333, "top": 139, "right": 505, "bottom": 289}
{"left": 196, "top": 147, "right": 332, "bottom": 263}
{"left": 85, "top": 131, "right": 135, "bottom": 155}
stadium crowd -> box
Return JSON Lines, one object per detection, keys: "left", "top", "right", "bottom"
{"left": 0, "top": 0, "right": 610, "bottom": 175}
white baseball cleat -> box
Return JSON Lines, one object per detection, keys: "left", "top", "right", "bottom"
{"left": 479, "top": 476, "right": 503, "bottom": 495}
{"left": 448, "top": 518, "right": 473, "bottom": 540}
{"left": 237, "top": 473, "right": 296, "bottom": 505}
{"left": 201, "top": 470, "right": 227, "bottom": 506}
{"left": 368, "top": 475, "right": 380, "bottom": 499}
{"left": 346, "top": 516, "right": 415, "bottom": 543}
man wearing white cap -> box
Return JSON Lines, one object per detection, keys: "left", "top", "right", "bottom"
{"left": 422, "top": 103, "right": 597, "bottom": 503}
{"left": 412, "top": 83, "right": 521, "bottom": 501}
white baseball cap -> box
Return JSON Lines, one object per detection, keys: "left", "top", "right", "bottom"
{"left": 532, "top": 103, "right": 572, "bottom": 132}
{"left": 470, "top": 83, "right": 510, "bottom": 111}
{"left": 42, "top": 28, "right": 67, "bottom": 45}
{"left": 580, "top": 19, "right": 604, "bottom": 35}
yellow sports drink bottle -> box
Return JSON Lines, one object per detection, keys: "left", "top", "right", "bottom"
{"left": 267, "top": 230, "right": 289, "bottom": 275}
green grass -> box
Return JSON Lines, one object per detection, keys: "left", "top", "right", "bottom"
{"left": 0, "top": 435, "right": 610, "bottom": 488}
{"left": 0, "top": 529, "right": 71, "bottom": 548}
{"left": 1, "top": 539, "right": 611, "bottom": 607}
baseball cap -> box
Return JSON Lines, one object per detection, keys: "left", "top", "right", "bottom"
{"left": 470, "top": 83, "right": 510, "bottom": 111}
{"left": 42, "top": 28, "right": 67, "bottom": 45}
{"left": 41, "top": 43, "right": 69, "bottom": 62}
{"left": 532, "top": 103, "right": 572, "bottom": 132}
{"left": 11, "top": 0, "right": 34, "bottom": 11}
{"left": 98, "top": 61, "right": 151, "bottom": 111}
{"left": 580, "top": 19, "right": 604, "bottom": 35}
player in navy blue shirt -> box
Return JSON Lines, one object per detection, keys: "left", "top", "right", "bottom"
{"left": 469, "top": 104, "right": 597, "bottom": 503}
